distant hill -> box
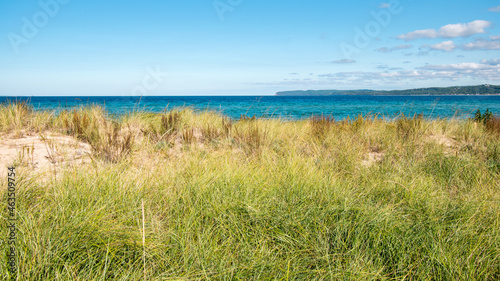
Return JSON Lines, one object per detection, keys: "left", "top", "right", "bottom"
{"left": 275, "top": 84, "right": 500, "bottom": 96}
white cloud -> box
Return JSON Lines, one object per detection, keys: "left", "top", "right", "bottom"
{"left": 420, "top": 62, "right": 495, "bottom": 71}
{"left": 323, "top": 61, "right": 500, "bottom": 82}
{"left": 377, "top": 65, "right": 403, "bottom": 71}
{"left": 439, "top": 20, "right": 491, "bottom": 37}
{"left": 376, "top": 44, "right": 413, "bottom": 52}
{"left": 416, "top": 62, "right": 500, "bottom": 80}
{"left": 317, "top": 66, "right": 500, "bottom": 83}
{"left": 491, "top": 35, "right": 500, "bottom": 40}
{"left": 397, "top": 20, "right": 492, "bottom": 41}
{"left": 462, "top": 39, "right": 500, "bottom": 50}
{"left": 331, "top": 59, "right": 356, "bottom": 64}
{"left": 377, "top": 47, "right": 390, "bottom": 53}
{"left": 480, "top": 58, "right": 500, "bottom": 65}
{"left": 430, "top": 41, "right": 456, "bottom": 52}
{"left": 254, "top": 60, "right": 500, "bottom": 88}
{"left": 423, "top": 37, "right": 500, "bottom": 52}
{"left": 379, "top": 3, "right": 390, "bottom": 8}
{"left": 488, "top": 5, "right": 500, "bottom": 12}
{"left": 398, "top": 29, "right": 438, "bottom": 41}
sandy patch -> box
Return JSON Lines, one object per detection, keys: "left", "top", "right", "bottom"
{"left": 361, "top": 146, "right": 384, "bottom": 168}
{"left": 361, "top": 151, "right": 384, "bottom": 167}
{"left": 427, "top": 134, "right": 456, "bottom": 148}
{"left": 426, "top": 134, "right": 458, "bottom": 155}
{"left": 0, "top": 132, "right": 91, "bottom": 177}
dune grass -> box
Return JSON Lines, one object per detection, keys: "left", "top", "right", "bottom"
{"left": 1, "top": 102, "right": 499, "bottom": 280}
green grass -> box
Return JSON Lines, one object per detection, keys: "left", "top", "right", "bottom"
{"left": 1, "top": 103, "right": 499, "bottom": 280}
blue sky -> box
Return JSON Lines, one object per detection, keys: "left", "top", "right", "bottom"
{"left": 1, "top": 0, "right": 500, "bottom": 96}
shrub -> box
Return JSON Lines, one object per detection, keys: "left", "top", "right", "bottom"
{"left": 474, "top": 109, "right": 500, "bottom": 135}
{"left": 474, "top": 109, "right": 493, "bottom": 123}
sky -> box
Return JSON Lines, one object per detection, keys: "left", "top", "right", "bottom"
{"left": 1, "top": 0, "right": 500, "bottom": 96}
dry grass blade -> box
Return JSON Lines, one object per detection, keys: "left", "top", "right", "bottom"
{"left": 141, "top": 199, "right": 146, "bottom": 281}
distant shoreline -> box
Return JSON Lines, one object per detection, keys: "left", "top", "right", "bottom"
{"left": 275, "top": 84, "right": 500, "bottom": 96}
{"left": 274, "top": 94, "right": 500, "bottom": 97}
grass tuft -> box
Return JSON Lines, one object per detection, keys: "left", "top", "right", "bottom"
{"left": 310, "top": 115, "right": 334, "bottom": 141}
{"left": 485, "top": 116, "right": 500, "bottom": 135}
{"left": 396, "top": 113, "right": 424, "bottom": 140}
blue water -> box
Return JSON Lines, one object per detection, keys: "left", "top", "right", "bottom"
{"left": 1, "top": 95, "right": 499, "bottom": 120}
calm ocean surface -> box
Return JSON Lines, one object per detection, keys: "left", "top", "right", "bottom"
{"left": 2, "top": 95, "right": 500, "bottom": 120}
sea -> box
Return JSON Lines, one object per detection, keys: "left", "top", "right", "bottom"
{"left": 1, "top": 95, "right": 500, "bottom": 120}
